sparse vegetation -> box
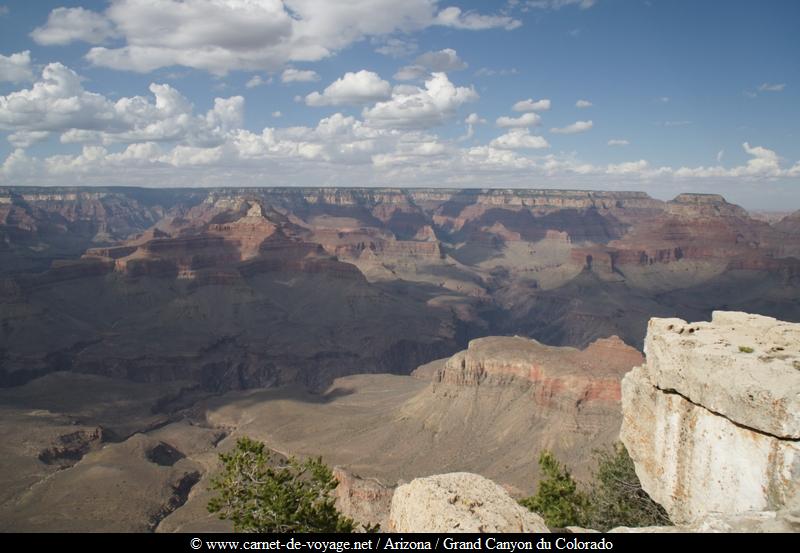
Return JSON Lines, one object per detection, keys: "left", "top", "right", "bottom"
{"left": 739, "top": 346, "right": 754, "bottom": 353}
{"left": 519, "top": 451, "right": 590, "bottom": 528}
{"left": 521, "top": 443, "right": 670, "bottom": 531}
{"left": 207, "top": 436, "right": 357, "bottom": 533}
{"left": 584, "top": 443, "right": 671, "bottom": 530}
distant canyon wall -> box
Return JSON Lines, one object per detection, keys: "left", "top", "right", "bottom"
{"left": 2, "top": 186, "right": 800, "bottom": 393}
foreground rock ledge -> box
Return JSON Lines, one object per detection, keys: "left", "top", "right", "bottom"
{"left": 621, "top": 311, "right": 800, "bottom": 524}
{"left": 644, "top": 311, "right": 800, "bottom": 438}
{"left": 388, "top": 472, "right": 549, "bottom": 533}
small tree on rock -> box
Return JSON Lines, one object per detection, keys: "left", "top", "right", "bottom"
{"left": 519, "top": 444, "right": 670, "bottom": 531}
{"left": 519, "top": 450, "right": 590, "bottom": 528}
{"left": 207, "top": 436, "right": 355, "bottom": 533}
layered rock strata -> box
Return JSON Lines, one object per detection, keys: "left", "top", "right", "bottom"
{"left": 3, "top": 186, "right": 800, "bottom": 394}
{"left": 435, "top": 335, "right": 643, "bottom": 406}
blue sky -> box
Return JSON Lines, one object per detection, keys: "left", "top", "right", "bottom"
{"left": 0, "top": 0, "right": 798, "bottom": 208}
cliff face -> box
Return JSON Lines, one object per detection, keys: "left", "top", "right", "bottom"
{"left": 0, "top": 189, "right": 164, "bottom": 274}
{"left": 621, "top": 311, "right": 800, "bottom": 525}
{"left": 385, "top": 312, "right": 800, "bottom": 533}
{"left": 392, "top": 335, "right": 645, "bottom": 485}
{"left": 434, "top": 335, "right": 642, "bottom": 406}
{"left": 2, "top": 186, "right": 800, "bottom": 393}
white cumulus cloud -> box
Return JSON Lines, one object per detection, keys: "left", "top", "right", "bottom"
{"left": 1, "top": 148, "right": 43, "bottom": 178}
{"left": 4, "top": 133, "right": 800, "bottom": 192}
{"left": 0, "top": 63, "right": 116, "bottom": 134}
{"left": 550, "top": 120, "right": 593, "bottom": 134}
{"left": 737, "top": 142, "right": 782, "bottom": 176}
{"left": 496, "top": 113, "right": 541, "bottom": 128}
{"left": 31, "top": 6, "right": 119, "bottom": 45}
{"left": 434, "top": 6, "right": 521, "bottom": 30}
{"left": 575, "top": 99, "right": 592, "bottom": 108}
{"left": 607, "top": 160, "right": 649, "bottom": 175}
{"left": 306, "top": 70, "right": 391, "bottom": 106}
{"left": 512, "top": 98, "right": 550, "bottom": 112}
{"left": 245, "top": 75, "right": 270, "bottom": 89}
{"left": 31, "top": 1, "right": 519, "bottom": 75}
{"left": 673, "top": 144, "right": 781, "bottom": 178}
{"left": 608, "top": 139, "right": 629, "bottom": 146}
{"left": 415, "top": 48, "right": 467, "bottom": 72}
{"left": 8, "top": 131, "right": 50, "bottom": 149}
{"left": 363, "top": 72, "right": 478, "bottom": 129}
{"left": 0, "top": 51, "right": 34, "bottom": 83}
{"left": 461, "top": 112, "right": 486, "bottom": 140}
{"left": 372, "top": 135, "right": 450, "bottom": 167}
{"left": 281, "top": 68, "right": 320, "bottom": 83}
{"left": 490, "top": 129, "right": 549, "bottom": 150}
{"left": 0, "top": 62, "right": 243, "bottom": 147}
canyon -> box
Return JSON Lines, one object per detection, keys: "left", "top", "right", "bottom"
{"left": 1, "top": 186, "right": 799, "bottom": 531}
{"left": 2, "top": 186, "right": 799, "bottom": 391}
{"left": 0, "top": 332, "right": 643, "bottom": 531}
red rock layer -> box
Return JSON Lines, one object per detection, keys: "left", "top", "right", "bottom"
{"left": 435, "top": 335, "right": 644, "bottom": 407}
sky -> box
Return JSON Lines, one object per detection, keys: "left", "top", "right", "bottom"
{"left": 0, "top": 0, "right": 798, "bottom": 209}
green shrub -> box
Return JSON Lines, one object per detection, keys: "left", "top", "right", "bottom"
{"left": 519, "top": 450, "right": 590, "bottom": 528}
{"left": 207, "top": 437, "right": 356, "bottom": 533}
{"left": 520, "top": 443, "right": 670, "bottom": 531}
{"left": 739, "top": 346, "right": 754, "bottom": 353}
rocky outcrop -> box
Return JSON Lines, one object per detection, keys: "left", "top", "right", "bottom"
{"left": 37, "top": 427, "right": 105, "bottom": 467}
{"left": 387, "top": 312, "right": 800, "bottom": 534}
{"left": 643, "top": 312, "right": 800, "bottom": 437}
{"left": 621, "top": 311, "right": 800, "bottom": 524}
{"left": 388, "top": 473, "right": 549, "bottom": 533}
{"left": 606, "top": 511, "right": 800, "bottom": 533}
{"left": 569, "top": 510, "right": 800, "bottom": 532}
{"left": 666, "top": 193, "right": 750, "bottom": 219}
{"left": 435, "top": 335, "right": 643, "bottom": 405}
{"left": 373, "top": 335, "right": 643, "bottom": 487}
